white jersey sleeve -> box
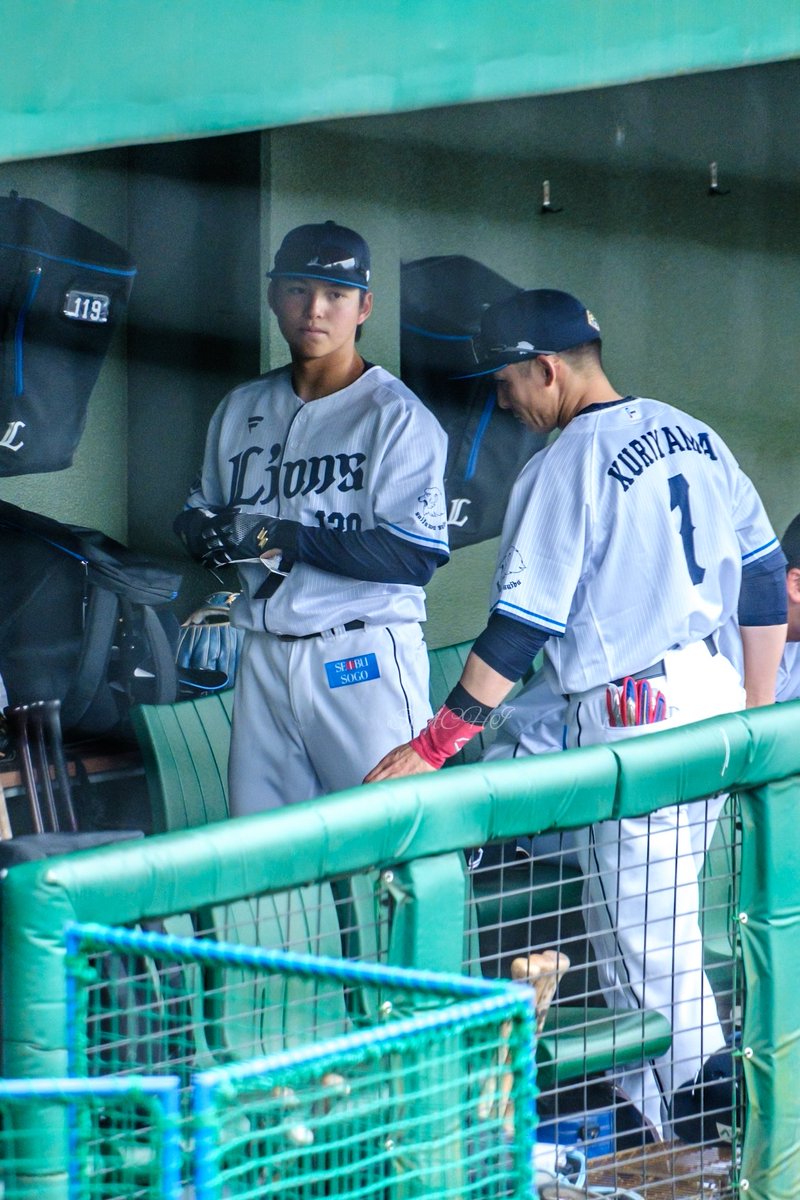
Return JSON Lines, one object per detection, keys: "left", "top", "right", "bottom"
{"left": 491, "top": 396, "right": 779, "bottom": 694}
{"left": 365, "top": 375, "right": 450, "bottom": 554}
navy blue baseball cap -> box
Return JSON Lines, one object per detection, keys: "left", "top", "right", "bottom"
{"left": 455, "top": 288, "right": 601, "bottom": 378}
{"left": 268, "top": 220, "right": 371, "bottom": 291}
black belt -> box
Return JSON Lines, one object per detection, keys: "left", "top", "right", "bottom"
{"left": 611, "top": 633, "right": 717, "bottom": 687}
{"left": 276, "top": 620, "right": 365, "bottom": 643}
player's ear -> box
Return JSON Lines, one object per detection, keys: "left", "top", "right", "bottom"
{"left": 267, "top": 280, "right": 278, "bottom": 314}
{"left": 537, "top": 355, "right": 556, "bottom": 386}
{"left": 357, "top": 290, "right": 373, "bottom": 325}
{"left": 787, "top": 566, "right": 800, "bottom": 606}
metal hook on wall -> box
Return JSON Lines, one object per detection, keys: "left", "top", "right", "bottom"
{"left": 540, "top": 180, "right": 563, "bottom": 215}
{"left": 707, "top": 162, "right": 730, "bottom": 197}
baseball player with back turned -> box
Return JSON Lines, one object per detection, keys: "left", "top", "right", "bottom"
{"left": 366, "top": 288, "right": 787, "bottom": 1134}
{"left": 175, "top": 220, "right": 449, "bottom": 813}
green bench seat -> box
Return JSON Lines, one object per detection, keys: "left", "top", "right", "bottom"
{"left": 536, "top": 1005, "right": 673, "bottom": 1092}
{"left": 131, "top": 689, "right": 234, "bottom": 833}
{"left": 471, "top": 857, "right": 584, "bottom": 928}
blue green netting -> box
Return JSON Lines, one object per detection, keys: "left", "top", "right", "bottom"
{"left": 0, "top": 1077, "right": 181, "bottom": 1200}
{"left": 65, "top": 923, "right": 537, "bottom": 1199}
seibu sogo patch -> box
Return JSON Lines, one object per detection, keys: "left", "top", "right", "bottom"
{"left": 325, "top": 653, "right": 380, "bottom": 689}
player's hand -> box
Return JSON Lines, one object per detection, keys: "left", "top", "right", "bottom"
{"left": 200, "top": 511, "right": 280, "bottom": 569}
{"left": 173, "top": 506, "right": 234, "bottom": 563}
{"left": 363, "top": 742, "right": 435, "bottom": 783}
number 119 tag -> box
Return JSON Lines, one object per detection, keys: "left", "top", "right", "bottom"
{"left": 63, "top": 289, "right": 110, "bottom": 323}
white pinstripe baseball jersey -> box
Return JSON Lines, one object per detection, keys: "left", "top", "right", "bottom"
{"left": 188, "top": 364, "right": 449, "bottom": 635}
{"left": 491, "top": 395, "right": 779, "bottom": 694}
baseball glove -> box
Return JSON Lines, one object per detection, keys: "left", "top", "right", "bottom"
{"left": 176, "top": 591, "right": 241, "bottom": 689}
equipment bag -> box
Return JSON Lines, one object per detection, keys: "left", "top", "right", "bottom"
{"left": 0, "top": 191, "right": 137, "bottom": 476}
{"left": 400, "top": 255, "right": 547, "bottom": 549}
{"left": 0, "top": 500, "right": 182, "bottom": 739}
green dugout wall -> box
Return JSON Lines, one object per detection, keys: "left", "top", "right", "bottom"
{"left": 3, "top": 1, "right": 800, "bottom": 162}
{"left": 3, "top": 704, "right": 800, "bottom": 1198}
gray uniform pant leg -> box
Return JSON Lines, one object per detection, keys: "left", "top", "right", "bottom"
{"left": 229, "top": 623, "right": 431, "bottom": 815}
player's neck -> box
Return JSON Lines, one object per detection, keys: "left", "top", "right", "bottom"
{"left": 290, "top": 347, "right": 366, "bottom": 402}
{"left": 562, "top": 379, "right": 623, "bottom": 426}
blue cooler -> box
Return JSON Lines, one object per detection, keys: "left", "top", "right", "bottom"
{"left": 536, "top": 1104, "right": 615, "bottom": 1158}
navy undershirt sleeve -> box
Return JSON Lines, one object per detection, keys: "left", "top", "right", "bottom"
{"left": 285, "top": 522, "right": 447, "bottom": 586}
{"left": 471, "top": 613, "right": 550, "bottom": 683}
{"left": 738, "top": 547, "right": 788, "bottom": 625}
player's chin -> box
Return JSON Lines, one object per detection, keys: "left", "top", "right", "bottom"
{"left": 289, "top": 333, "right": 330, "bottom": 356}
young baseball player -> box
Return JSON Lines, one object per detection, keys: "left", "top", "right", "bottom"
{"left": 366, "top": 288, "right": 787, "bottom": 1133}
{"left": 175, "top": 220, "right": 449, "bottom": 813}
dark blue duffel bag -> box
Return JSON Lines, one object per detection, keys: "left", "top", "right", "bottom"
{"left": 0, "top": 191, "right": 136, "bottom": 476}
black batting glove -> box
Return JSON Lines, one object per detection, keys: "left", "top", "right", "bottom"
{"left": 200, "top": 510, "right": 280, "bottom": 568}
{"left": 173, "top": 506, "right": 234, "bottom": 563}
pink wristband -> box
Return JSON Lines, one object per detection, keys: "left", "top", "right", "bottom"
{"left": 410, "top": 705, "right": 484, "bottom": 769}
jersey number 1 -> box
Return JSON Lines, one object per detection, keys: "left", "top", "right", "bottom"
{"left": 669, "top": 473, "right": 705, "bottom": 585}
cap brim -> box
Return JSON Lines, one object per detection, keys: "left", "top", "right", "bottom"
{"left": 268, "top": 269, "right": 370, "bottom": 291}
{"left": 450, "top": 363, "right": 506, "bottom": 380}
{"left": 451, "top": 351, "right": 541, "bottom": 380}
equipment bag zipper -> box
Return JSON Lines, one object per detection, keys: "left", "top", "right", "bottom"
{"left": 464, "top": 389, "right": 496, "bottom": 481}
{"left": 14, "top": 265, "right": 42, "bottom": 395}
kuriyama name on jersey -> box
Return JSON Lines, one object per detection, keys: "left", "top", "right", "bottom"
{"left": 606, "top": 417, "right": 717, "bottom": 493}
